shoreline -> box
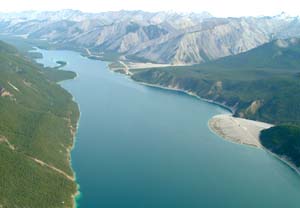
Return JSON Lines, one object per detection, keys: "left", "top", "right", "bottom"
{"left": 133, "top": 81, "right": 234, "bottom": 113}
{"left": 134, "top": 81, "right": 266, "bottom": 148}
{"left": 108, "top": 60, "right": 184, "bottom": 76}
{"left": 61, "top": 53, "right": 300, "bottom": 179}
{"left": 263, "top": 147, "right": 300, "bottom": 175}
{"left": 35, "top": 51, "right": 82, "bottom": 208}
{"left": 58, "top": 66, "right": 81, "bottom": 208}
{"left": 208, "top": 114, "right": 273, "bottom": 148}
{"left": 11, "top": 46, "right": 84, "bottom": 207}
{"left": 32, "top": 46, "right": 300, "bottom": 207}
{"left": 130, "top": 78, "right": 300, "bottom": 176}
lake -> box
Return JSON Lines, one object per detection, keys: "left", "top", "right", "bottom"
{"left": 36, "top": 49, "right": 300, "bottom": 208}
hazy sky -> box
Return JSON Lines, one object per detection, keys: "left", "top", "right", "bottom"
{"left": 1, "top": 0, "right": 299, "bottom": 17}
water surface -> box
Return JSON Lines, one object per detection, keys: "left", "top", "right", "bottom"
{"left": 36, "top": 49, "right": 300, "bottom": 208}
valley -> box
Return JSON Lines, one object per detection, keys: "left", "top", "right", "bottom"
{"left": 0, "top": 9, "right": 300, "bottom": 208}
{"left": 35, "top": 47, "right": 300, "bottom": 208}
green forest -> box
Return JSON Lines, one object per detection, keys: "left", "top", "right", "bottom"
{"left": 0, "top": 40, "right": 79, "bottom": 208}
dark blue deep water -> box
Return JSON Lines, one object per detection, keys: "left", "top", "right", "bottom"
{"left": 36, "top": 49, "right": 300, "bottom": 208}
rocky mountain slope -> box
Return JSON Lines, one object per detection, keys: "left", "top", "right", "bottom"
{"left": 1, "top": 10, "right": 300, "bottom": 64}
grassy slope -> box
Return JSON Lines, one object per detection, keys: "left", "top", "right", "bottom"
{"left": 0, "top": 41, "right": 79, "bottom": 207}
{"left": 132, "top": 38, "right": 300, "bottom": 168}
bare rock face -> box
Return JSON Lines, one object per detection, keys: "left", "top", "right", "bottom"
{"left": 171, "top": 21, "right": 269, "bottom": 64}
{"left": 1, "top": 10, "right": 300, "bottom": 65}
{"left": 246, "top": 100, "right": 263, "bottom": 115}
{"left": 130, "top": 18, "right": 270, "bottom": 64}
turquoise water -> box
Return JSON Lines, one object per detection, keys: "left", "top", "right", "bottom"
{"left": 36, "top": 49, "right": 300, "bottom": 208}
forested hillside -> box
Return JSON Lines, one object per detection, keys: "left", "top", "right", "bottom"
{"left": 0, "top": 41, "right": 79, "bottom": 208}
{"left": 132, "top": 38, "right": 300, "bottom": 125}
{"left": 132, "top": 38, "right": 300, "bottom": 169}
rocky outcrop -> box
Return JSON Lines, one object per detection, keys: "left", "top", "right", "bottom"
{"left": 245, "top": 100, "right": 263, "bottom": 115}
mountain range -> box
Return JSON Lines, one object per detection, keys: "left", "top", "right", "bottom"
{"left": 1, "top": 10, "right": 300, "bottom": 64}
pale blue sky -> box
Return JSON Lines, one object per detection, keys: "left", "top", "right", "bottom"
{"left": 1, "top": 0, "right": 299, "bottom": 17}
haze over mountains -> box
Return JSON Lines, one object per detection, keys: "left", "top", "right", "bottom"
{"left": 1, "top": 10, "right": 300, "bottom": 64}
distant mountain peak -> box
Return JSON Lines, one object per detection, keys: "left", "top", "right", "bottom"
{"left": 274, "top": 11, "right": 295, "bottom": 20}
{"left": 1, "top": 10, "right": 300, "bottom": 65}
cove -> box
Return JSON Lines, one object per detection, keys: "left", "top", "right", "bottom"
{"left": 35, "top": 49, "right": 300, "bottom": 208}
